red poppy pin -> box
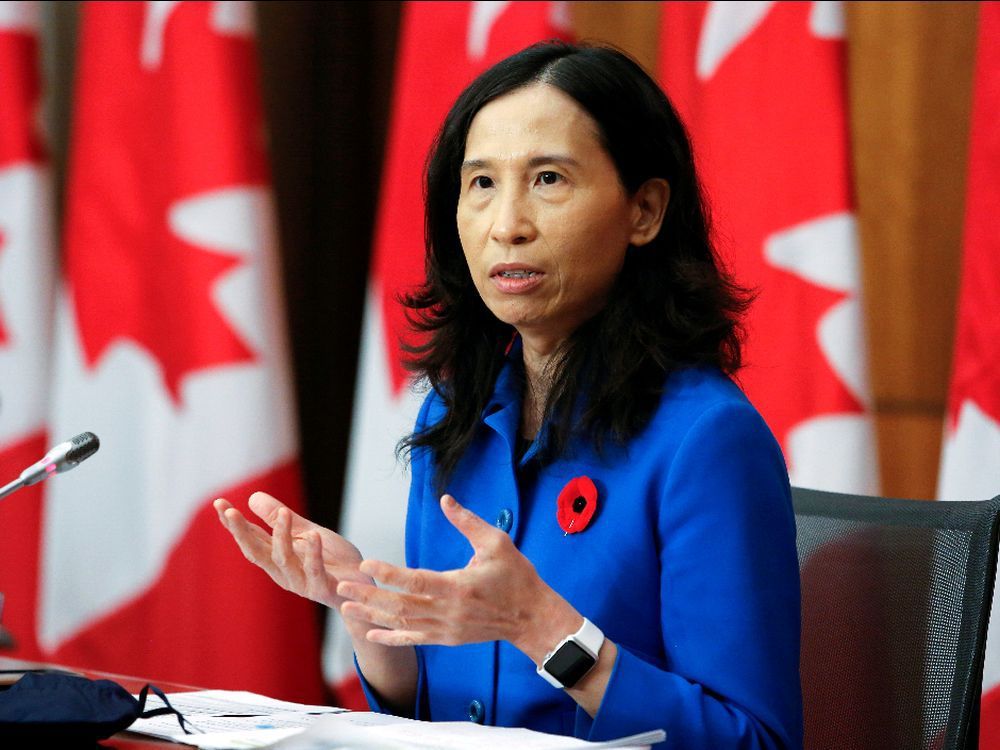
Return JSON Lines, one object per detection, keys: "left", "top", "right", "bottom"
{"left": 556, "top": 476, "right": 598, "bottom": 535}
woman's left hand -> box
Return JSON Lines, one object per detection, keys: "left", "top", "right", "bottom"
{"left": 336, "top": 494, "right": 581, "bottom": 664}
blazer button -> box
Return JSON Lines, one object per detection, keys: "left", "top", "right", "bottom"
{"left": 468, "top": 698, "right": 485, "bottom": 724}
{"left": 495, "top": 508, "right": 513, "bottom": 533}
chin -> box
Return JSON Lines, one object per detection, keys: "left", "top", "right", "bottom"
{"left": 482, "top": 300, "right": 526, "bottom": 325}
{"left": 495, "top": 309, "right": 540, "bottom": 331}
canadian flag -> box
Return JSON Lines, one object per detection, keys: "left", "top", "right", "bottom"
{"left": 324, "top": 1, "right": 571, "bottom": 706}
{"left": 0, "top": 0, "right": 54, "bottom": 660}
{"left": 658, "top": 1, "right": 878, "bottom": 494}
{"left": 936, "top": 1, "right": 1000, "bottom": 744}
{"left": 47, "top": 1, "right": 324, "bottom": 701}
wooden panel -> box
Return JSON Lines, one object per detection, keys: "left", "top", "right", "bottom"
{"left": 847, "top": 1, "right": 977, "bottom": 409}
{"left": 847, "top": 1, "right": 978, "bottom": 498}
{"left": 875, "top": 412, "right": 946, "bottom": 501}
{"left": 569, "top": 1, "right": 660, "bottom": 74}
{"left": 256, "top": 1, "right": 402, "bottom": 528}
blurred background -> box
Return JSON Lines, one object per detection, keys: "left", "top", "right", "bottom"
{"left": 34, "top": 1, "right": 977, "bottom": 511}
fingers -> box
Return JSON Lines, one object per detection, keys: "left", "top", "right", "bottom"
{"left": 338, "top": 578, "right": 437, "bottom": 616}
{"left": 217, "top": 496, "right": 345, "bottom": 608}
{"left": 358, "top": 559, "right": 455, "bottom": 598}
{"left": 298, "top": 531, "right": 342, "bottom": 608}
{"left": 339, "top": 598, "right": 437, "bottom": 644}
{"left": 215, "top": 498, "right": 253, "bottom": 535}
{"left": 339, "top": 598, "right": 430, "bottom": 646}
{"left": 364, "top": 628, "right": 426, "bottom": 648}
{"left": 338, "top": 563, "right": 462, "bottom": 646}
{"left": 215, "top": 498, "right": 273, "bottom": 545}
{"left": 216, "top": 501, "right": 275, "bottom": 567}
{"left": 271, "top": 508, "right": 293, "bottom": 566}
{"left": 440, "top": 494, "right": 506, "bottom": 552}
{"left": 302, "top": 531, "right": 327, "bottom": 583}
{"left": 248, "top": 491, "right": 316, "bottom": 536}
{"left": 271, "top": 507, "right": 306, "bottom": 589}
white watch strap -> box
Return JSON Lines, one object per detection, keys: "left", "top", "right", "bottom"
{"left": 573, "top": 617, "right": 604, "bottom": 660}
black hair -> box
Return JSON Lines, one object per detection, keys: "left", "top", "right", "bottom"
{"left": 400, "top": 41, "right": 750, "bottom": 488}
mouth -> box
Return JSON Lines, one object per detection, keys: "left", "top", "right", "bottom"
{"left": 488, "top": 263, "right": 545, "bottom": 294}
{"left": 488, "top": 262, "right": 545, "bottom": 279}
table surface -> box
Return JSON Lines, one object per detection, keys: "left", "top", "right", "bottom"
{"left": 0, "top": 656, "right": 206, "bottom": 747}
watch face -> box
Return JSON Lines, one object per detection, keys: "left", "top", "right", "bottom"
{"left": 545, "top": 640, "right": 596, "bottom": 688}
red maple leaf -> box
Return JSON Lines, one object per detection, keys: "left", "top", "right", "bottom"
{"left": 661, "top": 2, "right": 863, "bottom": 451}
{"left": 63, "top": 3, "right": 265, "bottom": 402}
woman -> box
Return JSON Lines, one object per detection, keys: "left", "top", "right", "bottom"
{"left": 215, "top": 41, "right": 802, "bottom": 749}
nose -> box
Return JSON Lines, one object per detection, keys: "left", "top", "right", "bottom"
{"left": 490, "top": 187, "right": 536, "bottom": 246}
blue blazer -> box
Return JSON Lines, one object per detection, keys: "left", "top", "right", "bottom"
{"left": 360, "top": 352, "right": 803, "bottom": 749}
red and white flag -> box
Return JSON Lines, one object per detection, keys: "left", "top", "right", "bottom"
{"left": 937, "top": 2, "right": 1000, "bottom": 743}
{"left": 47, "top": 0, "right": 324, "bottom": 701}
{"left": 324, "top": 1, "right": 571, "bottom": 706}
{"left": 659, "top": 1, "right": 878, "bottom": 494}
{"left": 0, "top": 0, "right": 55, "bottom": 660}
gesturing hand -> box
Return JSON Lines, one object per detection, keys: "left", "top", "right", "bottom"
{"left": 336, "top": 494, "right": 581, "bottom": 663}
{"left": 214, "top": 492, "right": 371, "bottom": 611}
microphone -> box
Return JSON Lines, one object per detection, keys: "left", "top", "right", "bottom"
{"left": 0, "top": 432, "right": 100, "bottom": 501}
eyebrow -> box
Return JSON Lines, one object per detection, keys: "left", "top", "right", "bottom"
{"left": 460, "top": 154, "right": 582, "bottom": 173}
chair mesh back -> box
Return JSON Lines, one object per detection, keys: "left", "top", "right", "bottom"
{"left": 793, "top": 489, "right": 1000, "bottom": 750}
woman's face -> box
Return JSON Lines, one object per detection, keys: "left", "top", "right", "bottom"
{"left": 457, "top": 83, "right": 647, "bottom": 346}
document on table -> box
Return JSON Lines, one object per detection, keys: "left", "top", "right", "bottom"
{"left": 269, "top": 711, "right": 666, "bottom": 749}
{"left": 127, "top": 690, "right": 665, "bottom": 749}
{"left": 126, "top": 690, "right": 346, "bottom": 748}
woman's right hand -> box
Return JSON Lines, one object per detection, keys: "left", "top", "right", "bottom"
{"left": 216, "top": 491, "right": 419, "bottom": 711}
{"left": 214, "top": 491, "right": 372, "bottom": 612}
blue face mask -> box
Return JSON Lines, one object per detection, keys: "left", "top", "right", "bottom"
{"left": 0, "top": 671, "right": 191, "bottom": 743}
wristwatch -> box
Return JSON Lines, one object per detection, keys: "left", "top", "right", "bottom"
{"left": 536, "top": 617, "right": 605, "bottom": 689}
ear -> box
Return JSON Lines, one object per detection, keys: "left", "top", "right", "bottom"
{"left": 627, "top": 178, "right": 670, "bottom": 248}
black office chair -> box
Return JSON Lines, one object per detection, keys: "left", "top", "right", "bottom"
{"left": 792, "top": 487, "right": 1000, "bottom": 750}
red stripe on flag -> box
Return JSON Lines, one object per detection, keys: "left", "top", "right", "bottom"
{"left": 0, "top": 0, "right": 52, "bottom": 662}
{"left": 938, "top": 2, "right": 1000, "bottom": 744}
{"left": 945, "top": 0, "right": 1000, "bottom": 431}
{"left": 331, "top": 674, "right": 368, "bottom": 712}
{"left": 983, "top": 687, "right": 1000, "bottom": 750}
{"left": 0, "top": 432, "right": 48, "bottom": 661}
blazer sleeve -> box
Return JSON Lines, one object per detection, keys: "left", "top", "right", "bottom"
{"left": 578, "top": 400, "right": 803, "bottom": 749}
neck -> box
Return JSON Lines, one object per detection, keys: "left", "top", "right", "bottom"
{"left": 519, "top": 331, "right": 565, "bottom": 440}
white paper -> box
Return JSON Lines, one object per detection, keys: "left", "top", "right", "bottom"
{"left": 126, "top": 690, "right": 665, "bottom": 749}
{"left": 177, "top": 727, "right": 305, "bottom": 749}
{"left": 126, "top": 689, "right": 345, "bottom": 744}
{"left": 267, "top": 711, "right": 665, "bottom": 750}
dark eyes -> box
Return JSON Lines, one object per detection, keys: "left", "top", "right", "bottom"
{"left": 469, "top": 171, "right": 563, "bottom": 190}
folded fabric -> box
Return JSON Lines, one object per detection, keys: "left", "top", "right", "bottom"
{"left": 0, "top": 671, "right": 188, "bottom": 744}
